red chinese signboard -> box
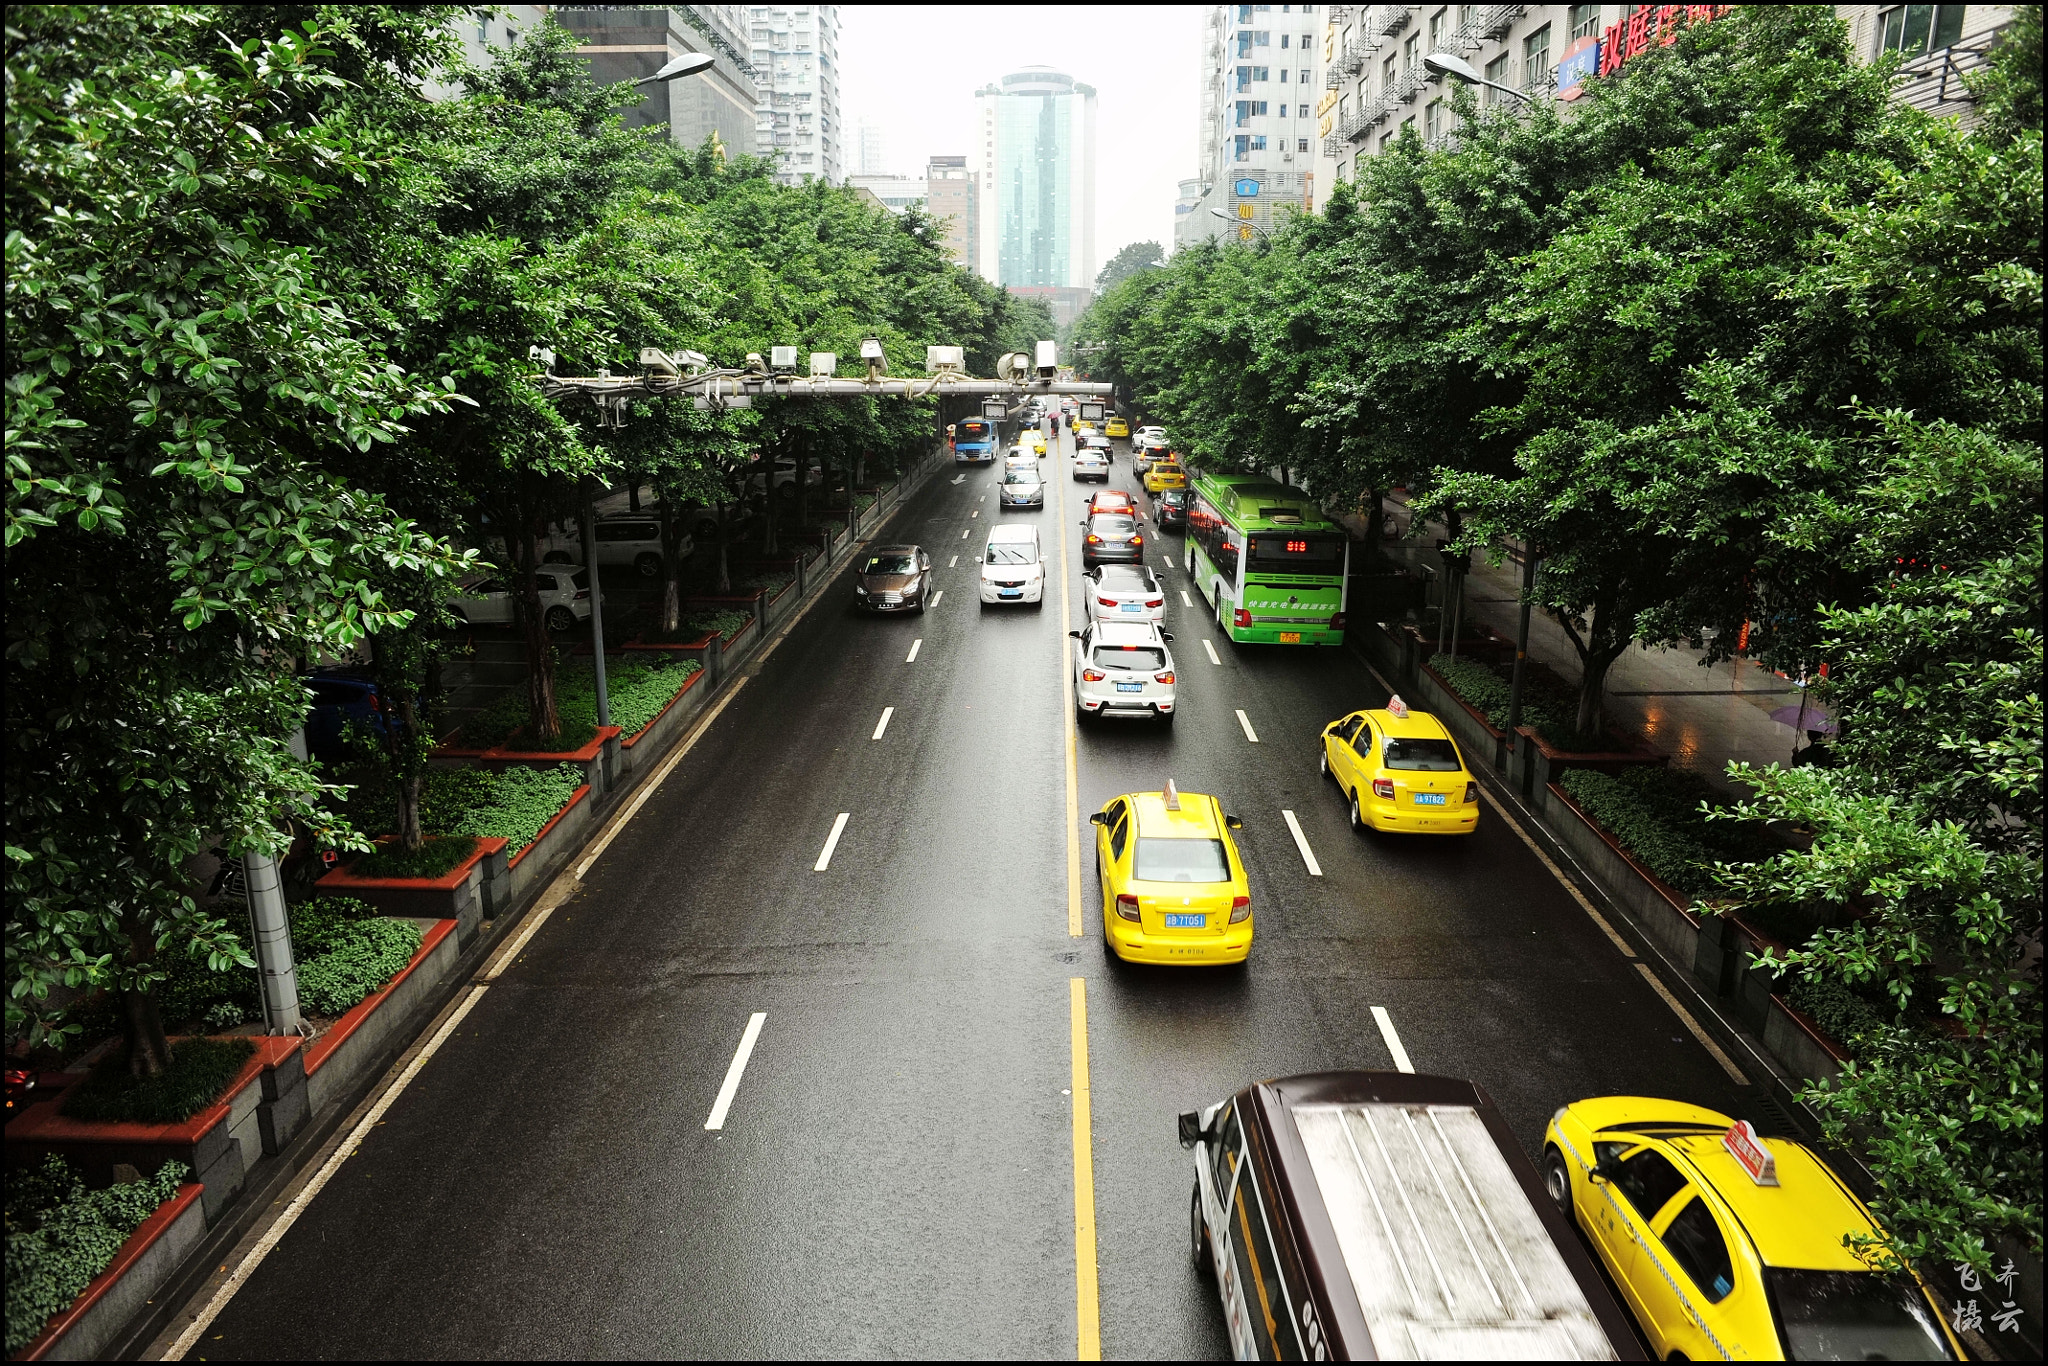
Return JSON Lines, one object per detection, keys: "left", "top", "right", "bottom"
{"left": 1599, "top": 4, "right": 1734, "bottom": 78}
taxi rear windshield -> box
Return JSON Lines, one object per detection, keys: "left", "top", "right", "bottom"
{"left": 1093, "top": 646, "right": 1165, "bottom": 671}
{"left": 1246, "top": 532, "right": 1344, "bottom": 570}
{"left": 1382, "top": 737, "right": 1461, "bottom": 771}
{"left": 1134, "top": 837, "right": 1230, "bottom": 883}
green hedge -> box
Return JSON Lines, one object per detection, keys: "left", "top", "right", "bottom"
{"left": 296, "top": 916, "right": 423, "bottom": 1015}
{"left": 1556, "top": 766, "right": 1777, "bottom": 899}
{"left": 1426, "top": 653, "right": 1605, "bottom": 752}
{"left": 736, "top": 571, "right": 794, "bottom": 596}
{"left": 5, "top": 1156, "right": 190, "bottom": 1354}
{"left": 348, "top": 835, "right": 478, "bottom": 880}
{"left": 149, "top": 897, "right": 425, "bottom": 1033}
{"left": 459, "top": 655, "right": 695, "bottom": 751}
{"left": 61, "top": 1036, "right": 256, "bottom": 1125}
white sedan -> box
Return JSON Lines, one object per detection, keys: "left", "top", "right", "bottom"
{"left": 1071, "top": 449, "right": 1110, "bottom": 483}
{"left": 1083, "top": 564, "right": 1165, "bottom": 625}
{"left": 1071, "top": 619, "right": 1177, "bottom": 724}
{"left": 449, "top": 567, "right": 596, "bottom": 633}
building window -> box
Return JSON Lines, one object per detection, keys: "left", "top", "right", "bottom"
{"left": 1281, "top": 33, "right": 1290, "bottom": 47}
{"left": 1300, "top": 67, "right": 1311, "bottom": 84}
{"left": 1568, "top": 3, "right": 1601, "bottom": 43}
{"left": 1255, "top": 30, "right": 1271, "bottom": 45}
{"left": 1428, "top": 7, "right": 1446, "bottom": 51}
{"left": 1235, "top": 134, "right": 1252, "bottom": 160}
{"left": 1297, "top": 137, "right": 1310, "bottom": 152}
{"left": 1403, "top": 33, "right": 1419, "bottom": 71}
{"left": 1484, "top": 51, "right": 1512, "bottom": 106}
{"left": 1251, "top": 134, "right": 1268, "bottom": 150}
{"left": 1424, "top": 97, "right": 1443, "bottom": 140}
{"left": 1281, "top": 67, "right": 1290, "bottom": 81}
{"left": 1299, "top": 103, "right": 1310, "bottom": 117}
{"left": 1522, "top": 23, "right": 1552, "bottom": 87}
{"left": 1382, "top": 54, "right": 1397, "bottom": 94}
{"left": 1237, "top": 5, "right": 1253, "bottom": 21}
{"left": 1237, "top": 64, "right": 1253, "bottom": 88}
{"left": 1877, "top": 5, "right": 1966, "bottom": 56}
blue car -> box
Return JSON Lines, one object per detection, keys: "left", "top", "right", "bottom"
{"left": 303, "top": 671, "right": 386, "bottom": 761}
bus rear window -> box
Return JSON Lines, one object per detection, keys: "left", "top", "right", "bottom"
{"left": 1246, "top": 533, "right": 1345, "bottom": 570}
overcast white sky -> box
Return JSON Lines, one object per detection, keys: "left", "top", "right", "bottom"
{"left": 837, "top": 5, "right": 1204, "bottom": 281}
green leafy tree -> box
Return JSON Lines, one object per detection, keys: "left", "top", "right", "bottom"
{"left": 1094, "top": 239, "right": 1164, "bottom": 292}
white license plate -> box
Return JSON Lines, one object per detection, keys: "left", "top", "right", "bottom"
{"left": 1115, "top": 681, "right": 1144, "bottom": 693}
{"left": 1164, "top": 913, "right": 1205, "bottom": 928}
{"left": 1414, "top": 792, "right": 1447, "bottom": 806}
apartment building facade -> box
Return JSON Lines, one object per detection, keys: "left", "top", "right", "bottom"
{"left": 745, "top": 5, "right": 844, "bottom": 184}
{"left": 972, "top": 68, "right": 1098, "bottom": 289}
{"left": 1178, "top": 5, "right": 1327, "bottom": 252}
{"left": 555, "top": 6, "right": 760, "bottom": 159}
{"left": 1314, "top": 5, "right": 2016, "bottom": 190}
{"left": 926, "top": 155, "right": 979, "bottom": 271}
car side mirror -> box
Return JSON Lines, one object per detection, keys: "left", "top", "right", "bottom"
{"left": 1224, "top": 814, "right": 1244, "bottom": 830}
{"left": 1161, "top": 632, "right": 1174, "bottom": 642}
{"left": 1178, "top": 1110, "right": 1205, "bottom": 1149}
{"left": 1592, "top": 1154, "right": 1622, "bottom": 1184}
{"left": 1088, "top": 812, "right": 1107, "bottom": 826}
{"left": 1068, "top": 630, "right": 1083, "bottom": 640}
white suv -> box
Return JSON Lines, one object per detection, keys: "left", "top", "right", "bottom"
{"left": 448, "top": 566, "right": 597, "bottom": 633}
{"left": 542, "top": 515, "right": 690, "bottom": 580}
{"left": 1071, "top": 619, "right": 1177, "bottom": 724}
{"left": 979, "top": 524, "right": 1045, "bottom": 606}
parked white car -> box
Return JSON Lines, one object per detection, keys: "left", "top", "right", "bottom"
{"left": 542, "top": 514, "right": 690, "bottom": 580}
{"left": 449, "top": 566, "right": 597, "bottom": 632}
{"left": 1071, "top": 449, "right": 1110, "bottom": 483}
{"left": 1083, "top": 563, "right": 1165, "bottom": 625}
{"left": 978, "top": 524, "right": 1045, "bottom": 606}
{"left": 1071, "top": 619, "right": 1177, "bottom": 724}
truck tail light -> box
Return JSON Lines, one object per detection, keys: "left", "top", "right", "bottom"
{"left": 1115, "top": 895, "right": 1141, "bottom": 922}
{"left": 1233, "top": 609, "right": 1252, "bottom": 629}
{"left": 1228, "top": 896, "right": 1251, "bottom": 923}
{"left": 1372, "top": 777, "right": 1395, "bottom": 800}
{"left": 1082, "top": 668, "right": 1106, "bottom": 682}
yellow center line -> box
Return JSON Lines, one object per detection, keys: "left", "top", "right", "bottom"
{"left": 1069, "top": 976, "right": 1102, "bottom": 1360}
{"left": 1059, "top": 433, "right": 1082, "bottom": 937}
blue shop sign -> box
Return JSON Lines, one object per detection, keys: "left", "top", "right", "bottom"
{"left": 1233, "top": 178, "right": 1262, "bottom": 198}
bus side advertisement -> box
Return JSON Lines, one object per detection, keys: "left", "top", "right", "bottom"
{"left": 1187, "top": 478, "right": 1349, "bottom": 646}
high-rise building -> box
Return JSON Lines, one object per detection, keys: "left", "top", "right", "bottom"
{"left": 1180, "top": 5, "right": 1323, "bottom": 251}
{"left": 856, "top": 120, "right": 888, "bottom": 176}
{"left": 555, "top": 6, "right": 760, "bottom": 159}
{"left": 926, "top": 155, "right": 979, "bottom": 271}
{"left": 846, "top": 175, "right": 927, "bottom": 212}
{"left": 972, "top": 68, "right": 1098, "bottom": 288}
{"left": 745, "top": 6, "right": 844, "bottom": 184}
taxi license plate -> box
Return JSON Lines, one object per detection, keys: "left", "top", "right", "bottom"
{"left": 1116, "top": 681, "right": 1143, "bottom": 693}
{"left": 1279, "top": 631, "right": 1301, "bottom": 644}
{"left": 1164, "top": 913, "right": 1205, "bottom": 928}
{"left": 1414, "top": 792, "right": 1447, "bottom": 805}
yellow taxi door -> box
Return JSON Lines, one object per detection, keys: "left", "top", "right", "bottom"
{"left": 1599, "top": 1143, "right": 1696, "bottom": 1356}
{"left": 1346, "top": 721, "right": 1376, "bottom": 797}
{"left": 1326, "top": 715, "right": 1362, "bottom": 790}
{"left": 1643, "top": 1191, "right": 1745, "bottom": 1360}
{"left": 1098, "top": 799, "right": 1131, "bottom": 919}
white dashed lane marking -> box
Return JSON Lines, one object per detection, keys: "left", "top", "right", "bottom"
{"left": 1235, "top": 709, "right": 1259, "bottom": 743}
{"left": 813, "top": 813, "right": 850, "bottom": 871}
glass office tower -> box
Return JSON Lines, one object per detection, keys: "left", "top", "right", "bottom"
{"left": 973, "top": 68, "right": 1096, "bottom": 288}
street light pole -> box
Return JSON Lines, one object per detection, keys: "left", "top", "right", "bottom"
{"left": 1502, "top": 543, "right": 1540, "bottom": 782}
{"left": 1422, "top": 51, "right": 1534, "bottom": 106}
{"left": 579, "top": 483, "right": 610, "bottom": 734}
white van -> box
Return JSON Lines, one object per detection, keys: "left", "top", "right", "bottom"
{"left": 979, "top": 524, "right": 1045, "bottom": 607}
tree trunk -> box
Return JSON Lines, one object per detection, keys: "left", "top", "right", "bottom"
{"left": 627, "top": 480, "right": 640, "bottom": 512}
{"left": 514, "top": 520, "right": 560, "bottom": 743}
{"left": 1551, "top": 592, "right": 1631, "bottom": 744}
{"left": 122, "top": 980, "right": 173, "bottom": 1078}
{"left": 658, "top": 502, "right": 684, "bottom": 636}
{"left": 715, "top": 501, "right": 733, "bottom": 594}
{"left": 395, "top": 768, "right": 424, "bottom": 850}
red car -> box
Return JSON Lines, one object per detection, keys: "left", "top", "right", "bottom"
{"left": 1086, "top": 490, "right": 1137, "bottom": 518}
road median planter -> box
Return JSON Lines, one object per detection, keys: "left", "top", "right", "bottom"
{"left": 505, "top": 782, "right": 594, "bottom": 906}
{"left": 317, "top": 837, "right": 507, "bottom": 945}
{"left": 615, "top": 665, "right": 710, "bottom": 777}
{"left": 302, "top": 919, "right": 459, "bottom": 1117}
{"left": 6, "top": 1038, "right": 301, "bottom": 1223}
{"left": 1413, "top": 658, "right": 1507, "bottom": 761}
{"left": 9, "top": 1181, "right": 206, "bottom": 1363}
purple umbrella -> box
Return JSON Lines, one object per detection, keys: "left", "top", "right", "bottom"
{"left": 1770, "top": 701, "right": 1837, "bottom": 735}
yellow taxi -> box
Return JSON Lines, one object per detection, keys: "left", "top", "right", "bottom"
{"left": 1027, "top": 428, "right": 1048, "bottom": 456}
{"left": 1089, "top": 782, "right": 1252, "bottom": 964}
{"left": 1320, "top": 695, "right": 1478, "bottom": 834}
{"left": 1074, "top": 419, "right": 1098, "bottom": 437}
{"left": 1142, "top": 460, "right": 1187, "bottom": 494}
{"left": 1105, "top": 416, "right": 1129, "bottom": 438}
{"left": 1544, "top": 1097, "right": 1964, "bottom": 1361}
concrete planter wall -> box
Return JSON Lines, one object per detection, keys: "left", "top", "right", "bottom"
{"left": 11, "top": 1182, "right": 206, "bottom": 1362}
{"left": 1510, "top": 725, "right": 1667, "bottom": 798}
{"left": 1411, "top": 660, "right": 1506, "bottom": 767}
{"left": 7, "top": 1038, "right": 302, "bottom": 1223}
{"left": 505, "top": 783, "right": 594, "bottom": 907}
{"left": 615, "top": 668, "right": 709, "bottom": 778}
{"left": 1763, "top": 995, "right": 1846, "bottom": 1089}
{"left": 316, "top": 837, "right": 506, "bottom": 946}
{"left": 302, "top": 919, "right": 459, "bottom": 1117}
{"left": 1540, "top": 782, "right": 1703, "bottom": 969}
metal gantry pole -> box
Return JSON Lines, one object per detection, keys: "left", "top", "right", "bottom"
{"left": 242, "top": 725, "right": 307, "bottom": 1035}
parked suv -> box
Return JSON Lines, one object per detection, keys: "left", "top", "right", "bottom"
{"left": 542, "top": 515, "right": 691, "bottom": 579}
{"left": 448, "top": 567, "right": 595, "bottom": 632}
{"left": 1071, "top": 619, "right": 1176, "bottom": 724}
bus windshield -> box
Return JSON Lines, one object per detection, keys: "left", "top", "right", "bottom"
{"left": 1246, "top": 532, "right": 1345, "bottom": 572}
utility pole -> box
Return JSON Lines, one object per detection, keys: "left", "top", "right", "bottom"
{"left": 579, "top": 484, "right": 611, "bottom": 730}
{"left": 1502, "top": 543, "right": 1539, "bottom": 778}
{"left": 242, "top": 727, "right": 309, "bottom": 1035}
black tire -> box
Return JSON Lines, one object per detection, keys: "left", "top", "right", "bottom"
{"left": 1349, "top": 789, "right": 1365, "bottom": 833}
{"left": 635, "top": 553, "right": 662, "bottom": 579}
{"left": 916, "top": 595, "right": 927, "bottom": 615}
{"left": 542, "top": 550, "right": 572, "bottom": 564}
{"left": 1160, "top": 710, "right": 1176, "bottom": 729}
{"left": 545, "top": 605, "right": 576, "bottom": 633}
{"left": 1543, "top": 1148, "right": 1576, "bottom": 1230}
{"left": 1191, "top": 1184, "right": 1213, "bottom": 1274}
{"left": 1318, "top": 748, "right": 1330, "bottom": 778}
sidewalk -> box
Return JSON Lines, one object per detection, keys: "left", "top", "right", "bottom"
{"left": 1374, "top": 496, "right": 1815, "bottom": 795}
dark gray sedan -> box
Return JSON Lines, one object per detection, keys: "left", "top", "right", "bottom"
{"left": 1081, "top": 512, "right": 1144, "bottom": 566}
{"left": 998, "top": 466, "right": 1045, "bottom": 509}
{"left": 853, "top": 544, "right": 932, "bottom": 613}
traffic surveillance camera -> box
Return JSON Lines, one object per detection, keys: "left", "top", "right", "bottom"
{"left": 1034, "top": 339, "right": 1058, "bottom": 378}
{"left": 996, "top": 352, "right": 1032, "bottom": 382}
{"left": 744, "top": 352, "right": 768, "bottom": 375}
{"left": 638, "top": 347, "right": 680, "bottom": 378}
{"left": 673, "top": 349, "right": 708, "bottom": 374}
{"left": 925, "top": 344, "right": 965, "bottom": 375}
{"left": 770, "top": 345, "right": 799, "bottom": 374}
{"left": 528, "top": 345, "right": 557, "bottom": 370}
{"left": 809, "top": 352, "right": 838, "bottom": 378}
{"left": 860, "top": 336, "right": 886, "bottom": 380}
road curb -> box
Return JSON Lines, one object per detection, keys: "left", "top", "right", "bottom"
{"left": 116, "top": 449, "right": 952, "bottom": 1360}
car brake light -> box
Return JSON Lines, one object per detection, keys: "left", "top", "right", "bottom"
{"left": 1373, "top": 777, "right": 1395, "bottom": 800}
{"left": 1098, "top": 597, "right": 1117, "bottom": 607}
{"left": 1086, "top": 535, "right": 1100, "bottom": 544}
{"left": 1082, "top": 668, "right": 1106, "bottom": 682}
{"left": 1465, "top": 783, "right": 1478, "bottom": 803}
{"left": 1233, "top": 609, "right": 1252, "bottom": 629}
{"left": 366, "top": 694, "right": 382, "bottom": 711}
{"left": 1145, "top": 598, "right": 1163, "bottom": 608}
{"left": 1228, "top": 896, "right": 1251, "bottom": 923}
{"left": 1115, "top": 895, "right": 1141, "bottom": 922}
{"left": 1154, "top": 671, "right": 1175, "bottom": 684}
{"left": 1330, "top": 611, "right": 1347, "bottom": 629}
{"left": 575, "top": 589, "right": 590, "bottom": 600}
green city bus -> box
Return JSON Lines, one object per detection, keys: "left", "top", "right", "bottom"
{"left": 1184, "top": 474, "right": 1349, "bottom": 645}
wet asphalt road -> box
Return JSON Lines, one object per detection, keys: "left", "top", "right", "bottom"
{"left": 193, "top": 432, "right": 1756, "bottom": 1360}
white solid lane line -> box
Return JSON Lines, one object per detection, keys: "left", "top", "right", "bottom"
{"left": 1281, "top": 810, "right": 1323, "bottom": 877}
{"left": 1203, "top": 639, "right": 1222, "bottom": 667}
{"left": 1180, "top": 589, "right": 1194, "bottom": 609}
{"left": 1235, "top": 708, "right": 1259, "bottom": 743}
{"left": 949, "top": 555, "right": 959, "bottom": 568}
{"left": 704, "top": 1012, "right": 767, "bottom": 1131}
{"left": 1372, "top": 1006, "right": 1415, "bottom": 1073}
{"left": 905, "top": 638, "right": 922, "bottom": 663}
{"left": 872, "top": 707, "right": 894, "bottom": 740}
{"left": 930, "top": 589, "right": 943, "bottom": 607}
{"left": 814, "top": 813, "right": 850, "bottom": 871}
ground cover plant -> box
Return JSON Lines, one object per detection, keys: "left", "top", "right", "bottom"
{"left": 455, "top": 656, "right": 702, "bottom": 750}
{"left": 1555, "top": 766, "right": 1777, "bottom": 900}
{"left": 1426, "top": 653, "right": 1608, "bottom": 752}
{"left": 4, "top": 1156, "right": 189, "bottom": 1353}
{"left": 60, "top": 1036, "right": 256, "bottom": 1125}
{"left": 641, "top": 608, "right": 751, "bottom": 644}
